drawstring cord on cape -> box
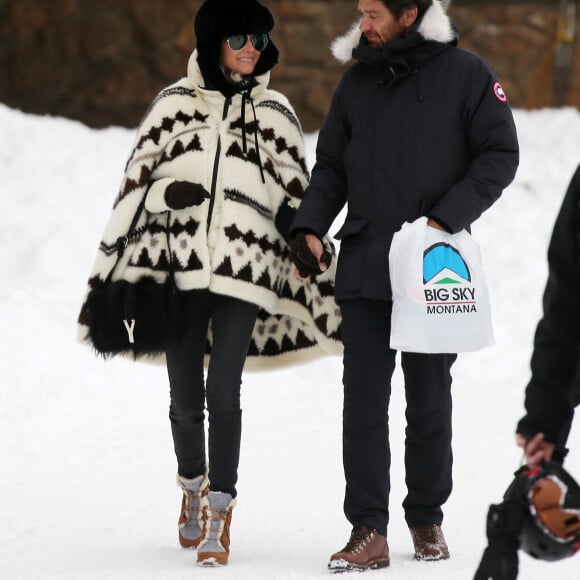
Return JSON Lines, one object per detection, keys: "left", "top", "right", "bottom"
{"left": 241, "top": 90, "right": 266, "bottom": 184}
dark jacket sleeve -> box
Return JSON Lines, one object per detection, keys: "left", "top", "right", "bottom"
{"left": 290, "top": 77, "right": 349, "bottom": 239}
{"left": 516, "top": 165, "right": 580, "bottom": 447}
{"left": 429, "top": 58, "right": 519, "bottom": 233}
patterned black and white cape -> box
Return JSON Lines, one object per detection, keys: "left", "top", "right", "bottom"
{"left": 78, "top": 52, "right": 342, "bottom": 369}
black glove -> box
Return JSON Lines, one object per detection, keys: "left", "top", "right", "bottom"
{"left": 473, "top": 502, "right": 523, "bottom": 580}
{"left": 289, "top": 232, "right": 331, "bottom": 277}
{"left": 164, "top": 181, "right": 210, "bottom": 210}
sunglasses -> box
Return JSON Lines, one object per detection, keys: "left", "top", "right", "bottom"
{"left": 226, "top": 33, "right": 269, "bottom": 52}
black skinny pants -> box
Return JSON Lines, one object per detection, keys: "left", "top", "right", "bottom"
{"left": 340, "top": 298, "right": 456, "bottom": 536}
{"left": 166, "top": 290, "right": 259, "bottom": 498}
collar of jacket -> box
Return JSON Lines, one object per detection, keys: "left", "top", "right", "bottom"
{"left": 332, "top": 1, "right": 456, "bottom": 66}
{"left": 353, "top": 28, "right": 455, "bottom": 73}
{"left": 187, "top": 50, "right": 270, "bottom": 100}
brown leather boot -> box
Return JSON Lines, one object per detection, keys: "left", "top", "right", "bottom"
{"left": 409, "top": 524, "right": 450, "bottom": 561}
{"left": 197, "top": 491, "right": 236, "bottom": 567}
{"left": 328, "top": 526, "right": 390, "bottom": 572}
{"left": 177, "top": 474, "right": 209, "bottom": 549}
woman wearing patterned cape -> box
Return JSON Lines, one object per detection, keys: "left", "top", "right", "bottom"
{"left": 77, "top": 0, "right": 341, "bottom": 567}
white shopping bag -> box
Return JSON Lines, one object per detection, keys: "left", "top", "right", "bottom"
{"left": 389, "top": 217, "right": 495, "bottom": 353}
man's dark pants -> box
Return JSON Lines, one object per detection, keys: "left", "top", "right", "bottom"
{"left": 339, "top": 298, "right": 456, "bottom": 537}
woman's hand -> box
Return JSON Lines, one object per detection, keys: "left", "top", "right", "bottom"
{"left": 164, "top": 181, "right": 210, "bottom": 210}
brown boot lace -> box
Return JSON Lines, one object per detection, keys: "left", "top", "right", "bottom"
{"left": 411, "top": 524, "right": 449, "bottom": 561}
{"left": 206, "top": 508, "right": 230, "bottom": 547}
{"left": 412, "top": 524, "right": 445, "bottom": 544}
{"left": 342, "top": 526, "right": 376, "bottom": 554}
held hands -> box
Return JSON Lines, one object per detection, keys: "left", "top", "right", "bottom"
{"left": 164, "top": 181, "right": 210, "bottom": 210}
{"left": 289, "top": 233, "right": 331, "bottom": 279}
{"left": 516, "top": 432, "right": 556, "bottom": 468}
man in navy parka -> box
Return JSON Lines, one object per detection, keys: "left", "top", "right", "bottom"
{"left": 289, "top": 0, "right": 519, "bottom": 572}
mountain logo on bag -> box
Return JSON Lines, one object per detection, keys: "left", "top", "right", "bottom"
{"left": 423, "top": 243, "right": 476, "bottom": 313}
{"left": 423, "top": 243, "right": 470, "bottom": 285}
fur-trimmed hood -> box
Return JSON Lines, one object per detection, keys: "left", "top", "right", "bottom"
{"left": 331, "top": 0, "right": 455, "bottom": 63}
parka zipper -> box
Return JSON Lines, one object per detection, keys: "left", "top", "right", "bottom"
{"left": 207, "top": 96, "right": 231, "bottom": 234}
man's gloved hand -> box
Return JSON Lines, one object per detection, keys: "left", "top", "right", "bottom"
{"left": 289, "top": 232, "right": 331, "bottom": 278}
{"left": 473, "top": 502, "right": 523, "bottom": 580}
{"left": 164, "top": 181, "right": 210, "bottom": 210}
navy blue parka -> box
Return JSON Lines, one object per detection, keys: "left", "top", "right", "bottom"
{"left": 291, "top": 5, "right": 519, "bottom": 301}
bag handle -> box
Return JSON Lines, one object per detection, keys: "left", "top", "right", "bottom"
{"left": 104, "top": 196, "right": 173, "bottom": 285}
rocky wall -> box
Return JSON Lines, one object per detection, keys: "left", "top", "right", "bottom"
{"left": 0, "top": 0, "right": 577, "bottom": 132}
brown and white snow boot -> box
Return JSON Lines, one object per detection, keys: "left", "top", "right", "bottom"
{"left": 328, "top": 525, "right": 390, "bottom": 572}
{"left": 197, "top": 491, "right": 236, "bottom": 567}
{"left": 177, "top": 474, "right": 209, "bottom": 549}
{"left": 409, "top": 524, "right": 450, "bottom": 561}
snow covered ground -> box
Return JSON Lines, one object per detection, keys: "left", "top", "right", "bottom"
{"left": 1, "top": 102, "right": 579, "bottom": 579}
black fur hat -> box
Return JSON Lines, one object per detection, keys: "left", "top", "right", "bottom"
{"left": 194, "top": 0, "right": 279, "bottom": 95}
